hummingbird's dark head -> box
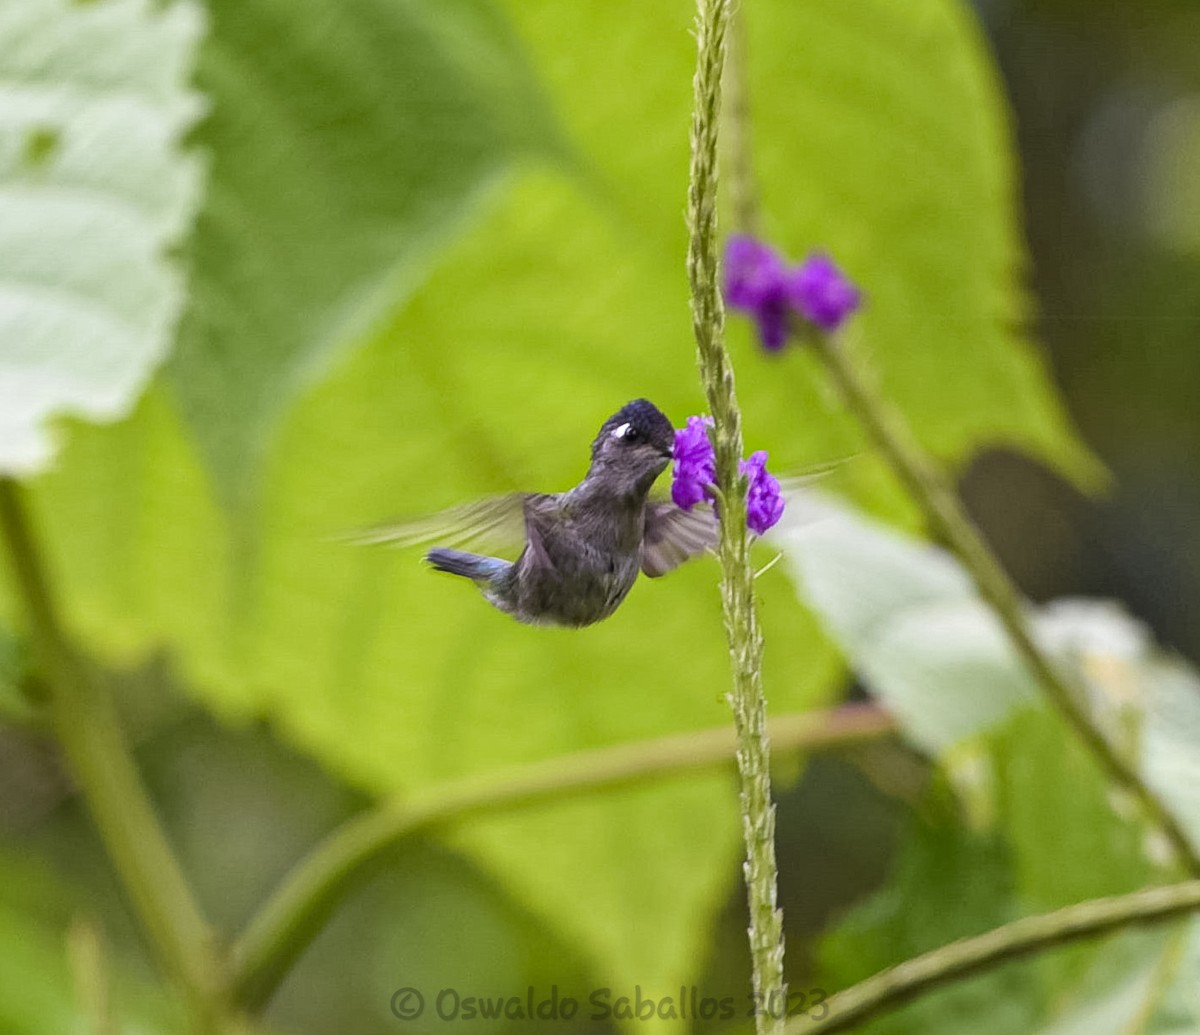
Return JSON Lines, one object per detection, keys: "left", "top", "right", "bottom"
{"left": 587, "top": 399, "right": 676, "bottom": 496}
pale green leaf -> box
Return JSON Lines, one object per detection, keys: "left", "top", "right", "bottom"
{"left": 0, "top": 0, "right": 204, "bottom": 476}
{"left": 1016, "top": 603, "right": 1200, "bottom": 874}
{"left": 1141, "top": 660, "right": 1200, "bottom": 852}
{"left": 166, "top": 0, "right": 564, "bottom": 507}
{"left": 1034, "top": 928, "right": 1188, "bottom": 1035}
{"left": 780, "top": 493, "right": 1200, "bottom": 890}
{"left": 1145, "top": 920, "right": 1200, "bottom": 1034}
{"left": 776, "top": 494, "right": 1037, "bottom": 752}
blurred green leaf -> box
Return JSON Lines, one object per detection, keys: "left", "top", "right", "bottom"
{"left": 779, "top": 492, "right": 1200, "bottom": 1005}
{"left": 168, "top": 0, "right": 565, "bottom": 508}
{"left": 777, "top": 495, "right": 1037, "bottom": 751}
{"left": 991, "top": 708, "right": 1159, "bottom": 995}
{"left": 1032, "top": 927, "right": 1188, "bottom": 1035}
{"left": 996, "top": 710, "right": 1155, "bottom": 912}
{"left": 1144, "top": 920, "right": 1200, "bottom": 1034}
{"left": 0, "top": 0, "right": 204, "bottom": 476}
{"left": 818, "top": 786, "right": 1041, "bottom": 1035}
{"left": 781, "top": 496, "right": 1200, "bottom": 857}
{"left": 817, "top": 781, "right": 1189, "bottom": 1035}
{"left": 0, "top": 850, "right": 186, "bottom": 1035}
{"left": 0, "top": 627, "right": 38, "bottom": 727}
{"left": 0, "top": 900, "right": 84, "bottom": 1035}
{"left": 1141, "top": 659, "right": 1200, "bottom": 852}
{"left": 495, "top": 0, "right": 1099, "bottom": 486}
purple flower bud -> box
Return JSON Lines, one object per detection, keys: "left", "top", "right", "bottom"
{"left": 739, "top": 450, "right": 785, "bottom": 535}
{"left": 786, "top": 252, "right": 861, "bottom": 332}
{"left": 723, "top": 236, "right": 792, "bottom": 353}
{"left": 753, "top": 299, "right": 792, "bottom": 353}
{"left": 671, "top": 415, "right": 716, "bottom": 510}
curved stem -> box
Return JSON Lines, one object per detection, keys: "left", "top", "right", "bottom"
{"left": 806, "top": 333, "right": 1200, "bottom": 876}
{"left": 0, "top": 480, "right": 227, "bottom": 1032}
{"left": 230, "top": 704, "right": 894, "bottom": 1012}
{"left": 688, "top": 0, "right": 788, "bottom": 1030}
{"left": 784, "top": 879, "right": 1200, "bottom": 1034}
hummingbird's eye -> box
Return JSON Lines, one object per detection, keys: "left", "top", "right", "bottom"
{"left": 612, "top": 421, "right": 640, "bottom": 444}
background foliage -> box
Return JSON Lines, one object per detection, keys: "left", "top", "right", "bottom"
{"left": 1, "top": 0, "right": 1198, "bottom": 1032}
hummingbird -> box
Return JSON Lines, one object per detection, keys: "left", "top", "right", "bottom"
{"left": 355, "top": 399, "right": 718, "bottom": 627}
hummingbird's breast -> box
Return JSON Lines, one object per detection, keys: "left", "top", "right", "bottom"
{"left": 510, "top": 496, "right": 646, "bottom": 627}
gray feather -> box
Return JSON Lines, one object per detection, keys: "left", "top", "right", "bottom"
{"left": 640, "top": 501, "right": 719, "bottom": 577}
{"left": 347, "top": 493, "right": 541, "bottom": 556}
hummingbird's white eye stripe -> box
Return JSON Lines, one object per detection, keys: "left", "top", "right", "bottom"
{"left": 612, "top": 422, "right": 631, "bottom": 439}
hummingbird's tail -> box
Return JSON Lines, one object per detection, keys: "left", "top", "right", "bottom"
{"left": 426, "top": 548, "right": 509, "bottom": 583}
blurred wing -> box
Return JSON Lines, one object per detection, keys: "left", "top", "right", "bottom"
{"left": 774, "top": 454, "right": 859, "bottom": 496}
{"left": 641, "top": 502, "right": 719, "bottom": 578}
{"left": 348, "top": 493, "right": 544, "bottom": 556}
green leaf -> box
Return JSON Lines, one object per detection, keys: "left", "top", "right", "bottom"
{"left": 0, "top": 626, "right": 39, "bottom": 727}
{"left": 818, "top": 785, "right": 1041, "bottom": 1035}
{"left": 995, "top": 711, "right": 1156, "bottom": 914}
{"left": 0, "top": 851, "right": 186, "bottom": 1035}
{"left": 777, "top": 495, "right": 1038, "bottom": 752}
{"left": 1033, "top": 927, "right": 1188, "bottom": 1035}
{"left": 1141, "top": 659, "right": 1200, "bottom": 852}
{"left": 781, "top": 496, "right": 1200, "bottom": 781}
{"left": 817, "top": 780, "right": 1184, "bottom": 1035}
{"left": 0, "top": 0, "right": 204, "bottom": 476}
{"left": 497, "top": 0, "right": 1099, "bottom": 486}
{"left": 167, "top": 0, "right": 565, "bottom": 508}
{"left": 991, "top": 708, "right": 1160, "bottom": 996}
{"left": 780, "top": 494, "right": 1200, "bottom": 899}
{"left": 1145, "top": 920, "right": 1200, "bottom": 1034}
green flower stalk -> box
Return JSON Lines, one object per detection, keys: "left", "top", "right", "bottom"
{"left": 685, "top": 0, "right": 787, "bottom": 1030}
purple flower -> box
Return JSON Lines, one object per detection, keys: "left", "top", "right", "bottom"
{"left": 740, "top": 450, "right": 785, "bottom": 535}
{"left": 672, "top": 417, "right": 787, "bottom": 533}
{"left": 671, "top": 415, "right": 716, "bottom": 510}
{"left": 723, "top": 235, "right": 792, "bottom": 352}
{"left": 723, "top": 236, "right": 861, "bottom": 348}
{"left": 786, "top": 253, "right": 861, "bottom": 332}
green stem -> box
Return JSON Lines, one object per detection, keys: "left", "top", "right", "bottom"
{"left": 687, "top": 1, "right": 787, "bottom": 1030}
{"left": 784, "top": 879, "right": 1200, "bottom": 1034}
{"left": 806, "top": 333, "right": 1200, "bottom": 876}
{"left": 0, "top": 480, "right": 227, "bottom": 1032}
{"left": 230, "top": 704, "right": 894, "bottom": 1012}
